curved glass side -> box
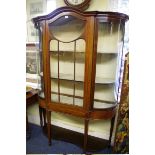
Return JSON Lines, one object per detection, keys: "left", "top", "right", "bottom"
{"left": 93, "top": 19, "right": 125, "bottom": 109}
{"left": 36, "top": 26, "right": 45, "bottom": 99}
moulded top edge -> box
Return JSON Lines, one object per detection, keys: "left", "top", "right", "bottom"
{"left": 32, "top": 6, "right": 129, "bottom": 24}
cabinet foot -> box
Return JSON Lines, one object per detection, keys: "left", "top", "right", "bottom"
{"left": 48, "top": 141, "right": 52, "bottom": 146}
{"left": 39, "top": 106, "right": 43, "bottom": 127}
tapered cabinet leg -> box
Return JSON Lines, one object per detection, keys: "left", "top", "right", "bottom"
{"left": 43, "top": 108, "right": 46, "bottom": 126}
{"left": 26, "top": 112, "right": 31, "bottom": 139}
{"left": 84, "top": 119, "right": 89, "bottom": 153}
{"left": 39, "top": 106, "right": 43, "bottom": 127}
{"left": 47, "top": 110, "right": 51, "bottom": 145}
{"left": 109, "top": 115, "right": 115, "bottom": 147}
{"left": 26, "top": 112, "right": 29, "bottom": 131}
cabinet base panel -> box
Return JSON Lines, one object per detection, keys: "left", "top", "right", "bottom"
{"left": 42, "top": 124, "right": 110, "bottom": 152}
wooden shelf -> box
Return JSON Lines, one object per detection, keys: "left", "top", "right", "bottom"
{"left": 50, "top": 50, "right": 118, "bottom": 54}
{"left": 39, "top": 72, "right": 115, "bottom": 84}
{"left": 98, "top": 52, "right": 118, "bottom": 54}
{"left": 51, "top": 73, "right": 115, "bottom": 84}
{"left": 50, "top": 50, "right": 84, "bottom": 53}
{"left": 51, "top": 73, "right": 84, "bottom": 82}
{"left": 51, "top": 92, "right": 116, "bottom": 109}
{"left": 39, "top": 91, "right": 116, "bottom": 109}
{"left": 51, "top": 91, "right": 115, "bottom": 103}
{"left": 93, "top": 101, "right": 117, "bottom": 109}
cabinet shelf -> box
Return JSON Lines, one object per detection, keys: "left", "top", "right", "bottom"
{"left": 39, "top": 91, "right": 116, "bottom": 109}
{"left": 51, "top": 91, "right": 116, "bottom": 104}
{"left": 51, "top": 73, "right": 84, "bottom": 82}
{"left": 50, "top": 50, "right": 118, "bottom": 54}
{"left": 39, "top": 72, "right": 115, "bottom": 84}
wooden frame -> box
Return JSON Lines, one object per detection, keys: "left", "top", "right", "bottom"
{"left": 32, "top": 7, "right": 129, "bottom": 152}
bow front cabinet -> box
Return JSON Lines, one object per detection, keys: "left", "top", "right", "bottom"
{"left": 32, "top": 7, "right": 129, "bottom": 151}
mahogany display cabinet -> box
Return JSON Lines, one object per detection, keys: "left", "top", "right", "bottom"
{"left": 32, "top": 7, "right": 129, "bottom": 151}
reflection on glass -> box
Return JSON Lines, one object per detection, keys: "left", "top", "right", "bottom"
{"left": 49, "top": 15, "right": 85, "bottom": 42}
{"left": 49, "top": 15, "right": 86, "bottom": 106}
{"left": 97, "top": 21, "right": 123, "bottom": 53}
{"left": 94, "top": 20, "right": 124, "bottom": 109}
{"left": 50, "top": 39, "right": 86, "bottom": 107}
{"left": 37, "top": 27, "right": 45, "bottom": 99}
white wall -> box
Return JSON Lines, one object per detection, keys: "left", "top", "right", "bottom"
{"left": 55, "top": 0, "right": 110, "bottom": 11}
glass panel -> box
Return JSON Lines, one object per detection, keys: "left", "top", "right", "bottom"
{"left": 50, "top": 39, "right": 86, "bottom": 107}
{"left": 97, "top": 21, "right": 123, "bottom": 53}
{"left": 49, "top": 15, "right": 86, "bottom": 106}
{"left": 94, "top": 20, "right": 124, "bottom": 109}
{"left": 37, "top": 27, "right": 45, "bottom": 98}
{"left": 74, "top": 82, "right": 84, "bottom": 106}
{"left": 74, "top": 39, "right": 85, "bottom": 106}
{"left": 49, "top": 15, "right": 85, "bottom": 42}
{"left": 50, "top": 40, "right": 59, "bottom": 102}
{"left": 95, "top": 54, "right": 118, "bottom": 82}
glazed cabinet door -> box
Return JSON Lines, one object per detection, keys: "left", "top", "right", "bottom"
{"left": 93, "top": 18, "right": 125, "bottom": 109}
{"left": 47, "top": 14, "right": 87, "bottom": 108}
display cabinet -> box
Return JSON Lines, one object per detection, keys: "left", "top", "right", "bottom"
{"left": 32, "top": 7, "right": 129, "bottom": 151}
